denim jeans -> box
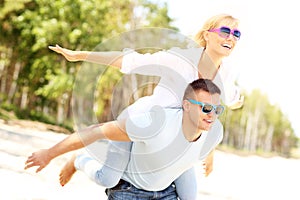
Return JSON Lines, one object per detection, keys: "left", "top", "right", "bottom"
{"left": 105, "top": 179, "right": 178, "bottom": 200}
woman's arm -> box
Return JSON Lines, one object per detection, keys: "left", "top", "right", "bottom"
{"left": 49, "top": 45, "right": 123, "bottom": 68}
{"left": 228, "top": 95, "right": 244, "bottom": 110}
{"left": 50, "top": 45, "right": 194, "bottom": 79}
{"left": 24, "top": 121, "right": 129, "bottom": 173}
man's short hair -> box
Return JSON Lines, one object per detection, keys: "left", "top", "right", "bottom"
{"left": 183, "top": 78, "right": 221, "bottom": 100}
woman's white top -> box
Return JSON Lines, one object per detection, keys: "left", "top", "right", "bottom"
{"left": 118, "top": 47, "right": 240, "bottom": 118}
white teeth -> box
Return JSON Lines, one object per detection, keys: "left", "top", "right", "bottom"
{"left": 222, "top": 44, "right": 231, "bottom": 49}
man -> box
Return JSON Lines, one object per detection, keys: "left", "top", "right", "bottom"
{"left": 25, "top": 78, "right": 224, "bottom": 199}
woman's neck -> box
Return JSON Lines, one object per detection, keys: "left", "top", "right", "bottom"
{"left": 204, "top": 48, "right": 224, "bottom": 67}
{"left": 198, "top": 50, "right": 222, "bottom": 79}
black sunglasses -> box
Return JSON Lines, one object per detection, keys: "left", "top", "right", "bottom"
{"left": 188, "top": 99, "right": 224, "bottom": 115}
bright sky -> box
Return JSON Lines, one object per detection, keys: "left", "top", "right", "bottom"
{"left": 163, "top": 0, "right": 300, "bottom": 136}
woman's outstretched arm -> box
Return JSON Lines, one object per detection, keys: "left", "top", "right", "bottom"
{"left": 49, "top": 44, "right": 123, "bottom": 68}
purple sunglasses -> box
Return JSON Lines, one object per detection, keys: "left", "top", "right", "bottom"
{"left": 209, "top": 26, "right": 241, "bottom": 40}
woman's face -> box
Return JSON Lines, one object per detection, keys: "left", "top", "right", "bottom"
{"left": 205, "top": 23, "right": 240, "bottom": 57}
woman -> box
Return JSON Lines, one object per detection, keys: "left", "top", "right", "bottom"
{"left": 26, "top": 14, "right": 244, "bottom": 199}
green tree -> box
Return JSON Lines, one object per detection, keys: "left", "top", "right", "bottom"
{"left": 0, "top": 0, "right": 176, "bottom": 127}
{"left": 221, "top": 89, "right": 298, "bottom": 157}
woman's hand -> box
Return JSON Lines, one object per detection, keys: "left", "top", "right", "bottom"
{"left": 228, "top": 95, "right": 244, "bottom": 110}
{"left": 49, "top": 44, "right": 85, "bottom": 62}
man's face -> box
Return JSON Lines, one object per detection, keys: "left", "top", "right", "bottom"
{"left": 187, "top": 90, "right": 221, "bottom": 131}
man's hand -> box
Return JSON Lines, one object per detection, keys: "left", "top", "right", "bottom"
{"left": 24, "top": 149, "right": 53, "bottom": 173}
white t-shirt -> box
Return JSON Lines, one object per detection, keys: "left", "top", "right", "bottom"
{"left": 119, "top": 47, "right": 240, "bottom": 118}
{"left": 121, "top": 108, "right": 223, "bottom": 191}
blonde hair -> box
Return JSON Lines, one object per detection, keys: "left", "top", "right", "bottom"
{"left": 194, "top": 14, "right": 239, "bottom": 47}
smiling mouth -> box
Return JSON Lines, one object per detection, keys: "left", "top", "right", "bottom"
{"left": 221, "top": 43, "right": 232, "bottom": 49}
{"left": 204, "top": 119, "right": 214, "bottom": 124}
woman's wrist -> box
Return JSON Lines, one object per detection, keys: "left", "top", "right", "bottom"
{"left": 78, "top": 51, "right": 88, "bottom": 61}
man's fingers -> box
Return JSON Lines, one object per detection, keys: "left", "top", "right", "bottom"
{"left": 25, "top": 153, "right": 36, "bottom": 162}
{"left": 24, "top": 154, "right": 39, "bottom": 169}
{"left": 25, "top": 158, "right": 31, "bottom": 165}
{"left": 24, "top": 162, "right": 36, "bottom": 170}
{"left": 36, "top": 166, "right": 43, "bottom": 173}
{"left": 24, "top": 161, "right": 44, "bottom": 173}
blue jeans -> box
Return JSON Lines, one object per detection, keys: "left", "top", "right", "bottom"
{"left": 105, "top": 179, "right": 178, "bottom": 200}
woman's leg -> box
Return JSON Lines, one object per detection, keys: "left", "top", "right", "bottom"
{"left": 174, "top": 167, "right": 198, "bottom": 200}
{"left": 75, "top": 141, "right": 132, "bottom": 188}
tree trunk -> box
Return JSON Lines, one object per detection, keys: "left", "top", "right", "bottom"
{"left": 264, "top": 125, "right": 274, "bottom": 152}
{"left": 0, "top": 49, "right": 12, "bottom": 97}
{"left": 238, "top": 108, "right": 247, "bottom": 149}
{"left": 20, "top": 86, "right": 28, "bottom": 109}
{"left": 57, "top": 98, "right": 64, "bottom": 124}
{"left": 0, "top": 64, "right": 7, "bottom": 99}
{"left": 250, "top": 107, "right": 261, "bottom": 152}
{"left": 223, "top": 110, "right": 232, "bottom": 145}
{"left": 244, "top": 113, "right": 253, "bottom": 150}
{"left": 7, "top": 62, "right": 21, "bottom": 104}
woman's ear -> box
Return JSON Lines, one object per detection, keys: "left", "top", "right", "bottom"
{"left": 203, "top": 31, "right": 209, "bottom": 42}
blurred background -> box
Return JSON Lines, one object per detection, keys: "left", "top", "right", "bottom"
{"left": 1, "top": 0, "right": 299, "bottom": 199}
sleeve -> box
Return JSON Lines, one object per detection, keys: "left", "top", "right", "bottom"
{"left": 120, "top": 48, "right": 197, "bottom": 77}
{"left": 199, "top": 119, "right": 223, "bottom": 160}
{"left": 223, "top": 84, "right": 241, "bottom": 107}
{"left": 123, "top": 106, "right": 167, "bottom": 142}
{"left": 218, "top": 61, "right": 241, "bottom": 106}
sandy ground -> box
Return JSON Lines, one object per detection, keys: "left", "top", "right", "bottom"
{"left": 1, "top": 121, "right": 300, "bottom": 200}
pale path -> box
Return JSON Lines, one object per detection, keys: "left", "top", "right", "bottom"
{"left": 0, "top": 121, "right": 299, "bottom": 200}
{"left": 0, "top": 122, "right": 106, "bottom": 200}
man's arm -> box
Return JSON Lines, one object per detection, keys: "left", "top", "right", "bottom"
{"left": 24, "top": 120, "right": 129, "bottom": 172}
{"left": 49, "top": 45, "right": 123, "bottom": 68}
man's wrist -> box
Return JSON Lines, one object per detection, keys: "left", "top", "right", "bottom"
{"left": 47, "top": 148, "right": 58, "bottom": 160}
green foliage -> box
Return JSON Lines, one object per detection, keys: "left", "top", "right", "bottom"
{"left": 15, "top": 107, "right": 51, "bottom": 122}
{"left": 94, "top": 67, "right": 123, "bottom": 119}
{"left": 140, "top": 0, "right": 177, "bottom": 30}
{"left": 0, "top": 107, "right": 17, "bottom": 120}
{"left": 1, "top": 102, "right": 17, "bottom": 112}
{"left": 0, "top": 0, "right": 176, "bottom": 125}
{"left": 35, "top": 70, "right": 74, "bottom": 99}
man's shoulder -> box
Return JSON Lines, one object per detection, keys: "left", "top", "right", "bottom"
{"left": 125, "top": 107, "right": 182, "bottom": 141}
